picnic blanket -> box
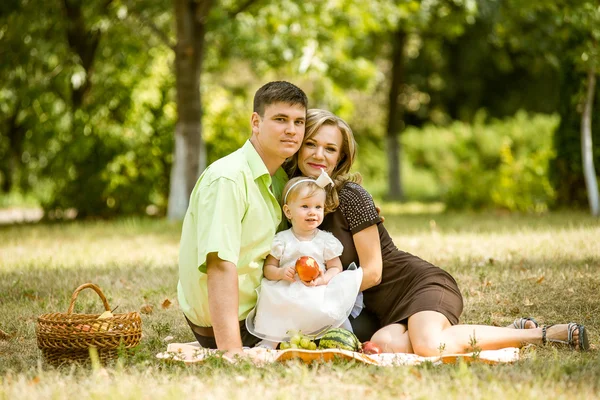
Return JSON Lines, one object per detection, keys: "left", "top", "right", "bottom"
{"left": 156, "top": 342, "right": 520, "bottom": 366}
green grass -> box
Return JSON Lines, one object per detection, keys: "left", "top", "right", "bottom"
{"left": 1, "top": 211, "right": 600, "bottom": 399}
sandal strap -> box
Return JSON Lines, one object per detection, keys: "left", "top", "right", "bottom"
{"left": 542, "top": 324, "right": 570, "bottom": 346}
{"left": 543, "top": 323, "right": 586, "bottom": 350}
{"left": 513, "top": 317, "right": 539, "bottom": 329}
{"left": 567, "top": 323, "right": 574, "bottom": 349}
{"left": 542, "top": 325, "right": 548, "bottom": 345}
{"left": 567, "top": 322, "right": 583, "bottom": 350}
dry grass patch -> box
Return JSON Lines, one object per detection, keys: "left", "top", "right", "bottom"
{"left": 1, "top": 212, "right": 599, "bottom": 399}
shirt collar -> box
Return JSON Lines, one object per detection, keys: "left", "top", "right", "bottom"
{"left": 242, "top": 140, "right": 271, "bottom": 181}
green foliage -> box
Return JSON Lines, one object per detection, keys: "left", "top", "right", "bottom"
{"left": 401, "top": 112, "right": 559, "bottom": 211}
{"left": 494, "top": 0, "right": 600, "bottom": 209}
{"left": 42, "top": 26, "right": 175, "bottom": 218}
{"left": 0, "top": 1, "right": 70, "bottom": 195}
{"left": 2, "top": 0, "right": 598, "bottom": 217}
{"left": 0, "top": 1, "right": 177, "bottom": 218}
{"left": 202, "top": 82, "right": 252, "bottom": 165}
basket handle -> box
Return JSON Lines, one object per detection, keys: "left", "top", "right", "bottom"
{"left": 66, "top": 283, "right": 111, "bottom": 314}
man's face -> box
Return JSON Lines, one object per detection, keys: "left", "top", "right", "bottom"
{"left": 251, "top": 102, "right": 306, "bottom": 162}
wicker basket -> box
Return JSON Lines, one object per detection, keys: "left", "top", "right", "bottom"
{"left": 36, "top": 283, "right": 142, "bottom": 367}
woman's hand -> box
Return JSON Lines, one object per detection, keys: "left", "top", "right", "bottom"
{"left": 375, "top": 205, "right": 385, "bottom": 224}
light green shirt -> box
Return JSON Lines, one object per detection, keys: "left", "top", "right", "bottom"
{"left": 177, "top": 140, "right": 289, "bottom": 327}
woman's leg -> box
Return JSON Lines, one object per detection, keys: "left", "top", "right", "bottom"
{"left": 369, "top": 315, "right": 539, "bottom": 354}
{"left": 349, "top": 307, "right": 381, "bottom": 343}
{"left": 407, "top": 311, "right": 582, "bottom": 357}
{"left": 370, "top": 323, "right": 413, "bottom": 353}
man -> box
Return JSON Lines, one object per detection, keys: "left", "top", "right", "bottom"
{"left": 177, "top": 81, "right": 308, "bottom": 358}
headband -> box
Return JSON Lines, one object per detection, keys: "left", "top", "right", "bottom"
{"left": 283, "top": 169, "right": 334, "bottom": 204}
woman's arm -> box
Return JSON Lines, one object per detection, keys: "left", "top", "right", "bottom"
{"left": 352, "top": 225, "right": 383, "bottom": 291}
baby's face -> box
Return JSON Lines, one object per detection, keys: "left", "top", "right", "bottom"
{"left": 284, "top": 187, "right": 326, "bottom": 232}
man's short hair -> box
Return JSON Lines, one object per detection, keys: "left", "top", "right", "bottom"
{"left": 253, "top": 81, "right": 308, "bottom": 117}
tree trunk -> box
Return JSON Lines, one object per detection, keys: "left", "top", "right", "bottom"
{"left": 168, "top": 0, "right": 212, "bottom": 220}
{"left": 386, "top": 28, "right": 407, "bottom": 201}
{"left": 62, "top": 0, "right": 107, "bottom": 109}
{"left": 581, "top": 68, "right": 599, "bottom": 217}
{"left": 2, "top": 107, "right": 23, "bottom": 193}
{"left": 550, "top": 59, "right": 600, "bottom": 208}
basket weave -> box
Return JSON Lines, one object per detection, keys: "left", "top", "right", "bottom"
{"left": 36, "top": 283, "right": 142, "bottom": 366}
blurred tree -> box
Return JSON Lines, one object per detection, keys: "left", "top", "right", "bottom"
{"left": 152, "top": 0, "right": 387, "bottom": 218}
{"left": 0, "top": 1, "right": 67, "bottom": 195}
{"left": 0, "top": 0, "right": 175, "bottom": 217}
{"left": 5, "top": 0, "right": 596, "bottom": 216}
{"left": 497, "top": 0, "right": 600, "bottom": 215}
{"left": 167, "top": 0, "right": 214, "bottom": 219}
{"left": 385, "top": 0, "right": 477, "bottom": 200}
{"left": 141, "top": 0, "right": 313, "bottom": 219}
{"left": 328, "top": 0, "right": 476, "bottom": 200}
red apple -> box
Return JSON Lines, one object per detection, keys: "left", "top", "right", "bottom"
{"left": 361, "top": 341, "right": 382, "bottom": 355}
{"left": 295, "top": 256, "right": 320, "bottom": 282}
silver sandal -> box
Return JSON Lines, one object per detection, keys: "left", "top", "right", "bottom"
{"left": 542, "top": 323, "right": 590, "bottom": 351}
{"left": 512, "top": 317, "right": 539, "bottom": 329}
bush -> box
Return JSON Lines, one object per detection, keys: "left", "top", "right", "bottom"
{"left": 401, "top": 111, "right": 559, "bottom": 211}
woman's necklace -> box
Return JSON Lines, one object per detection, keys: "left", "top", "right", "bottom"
{"left": 291, "top": 228, "right": 317, "bottom": 241}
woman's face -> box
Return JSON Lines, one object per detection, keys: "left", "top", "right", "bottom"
{"left": 298, "top": 124, "right": 344, "bottom": 178}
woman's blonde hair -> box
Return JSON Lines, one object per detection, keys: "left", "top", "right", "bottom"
{"left": 284, "top": 109, "right": 361, "bottom": 213}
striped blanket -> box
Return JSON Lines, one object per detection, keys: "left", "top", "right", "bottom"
{"left": 157, "top": 342, "right": 519, "bottom": 366}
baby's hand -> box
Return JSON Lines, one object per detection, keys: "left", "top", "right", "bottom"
{"left": 279, "top": 266, "right": 296, "bottom": 282}
{"left": 309, "top": 276, "right": 327, "bottom": 286}
{"left": 302, "top": 270, "right": 327, "bottom": 287}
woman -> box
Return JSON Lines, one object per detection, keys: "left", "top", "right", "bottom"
{"left": 284, "top": 109, "right": 590, "bottom": 355}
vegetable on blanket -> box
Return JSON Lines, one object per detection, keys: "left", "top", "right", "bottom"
{"left": 318, "top": 328, "right": 362, "bottom": 352}
{"left": 280, "top": 328, "right": 382, "bottom": 355}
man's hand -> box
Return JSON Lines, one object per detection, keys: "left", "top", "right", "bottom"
{"left": 279, "top": 265, "right": 296, "bottom": 282}
{"left": 222, "top": 348, "right": 247, "bottom": 363}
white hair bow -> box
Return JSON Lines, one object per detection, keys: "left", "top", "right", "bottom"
{"left": 283, "top": 169, "right": 334, "bottom": 204}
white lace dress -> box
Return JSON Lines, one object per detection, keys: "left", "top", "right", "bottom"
{"left": 246, "top": 229, "right": 363, "bottom": 341}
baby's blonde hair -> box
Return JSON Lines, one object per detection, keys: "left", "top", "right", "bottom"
{"left": 282, "top": 177, "right": 326, "bottom": 206}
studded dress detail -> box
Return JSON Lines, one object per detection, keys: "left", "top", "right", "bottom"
{"left": 320, "top": 182, "right": 463, "bottom": 331}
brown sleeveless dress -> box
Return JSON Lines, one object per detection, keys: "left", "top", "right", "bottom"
{"left": 320, "top": 182, "right": 463, "bottom": 331}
